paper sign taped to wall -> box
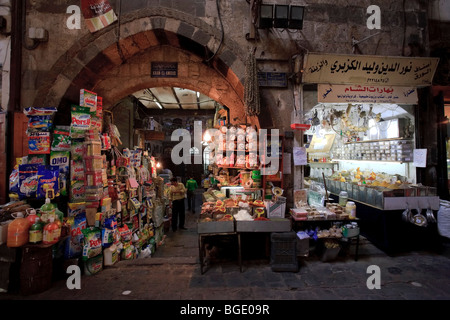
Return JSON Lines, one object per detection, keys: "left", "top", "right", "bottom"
{"left": 293, "top": 147, "right": 307, "bottom": 166}
{"left": 413, "top": 149, "right": 427, "bottom": 168}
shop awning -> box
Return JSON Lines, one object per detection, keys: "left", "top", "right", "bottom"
{"left": 302, "top": 53, "right": 439, "bottom": 87}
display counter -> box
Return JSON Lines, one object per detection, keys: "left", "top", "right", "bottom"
{"left": 326, "top": 193, "right": 441, "bottom": 254}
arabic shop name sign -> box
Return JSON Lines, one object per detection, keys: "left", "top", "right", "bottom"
{"left": 318, "top": 84, "right": 418, "bottom": 104}
{"left": 302, "top": 53, "right": 439, "bottom": 87}
{"left": 151, "top": 62, "right": 178, "bottom": 78}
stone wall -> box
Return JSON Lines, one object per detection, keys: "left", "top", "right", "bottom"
{"left": 20, "top": 0, "right": 429, "bottom": 132}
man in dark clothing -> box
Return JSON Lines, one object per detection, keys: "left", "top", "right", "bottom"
{"left": 185, "top": 176, "right": 198, "bottom": 213}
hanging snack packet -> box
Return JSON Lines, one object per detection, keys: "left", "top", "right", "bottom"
{"left": 70, "top": 105, "right": 91, "bottom": 138}
{"left": 18, "top": 164, "right": 39, "bottom": 199}
{"left": 81, "top": 227, "right": 102, "bottom": 261}
{"left": 37, "top": 165, "right": 60, "bottom": 199}
{"left": 51, "top": 127, "right": 71, "bottom": 151}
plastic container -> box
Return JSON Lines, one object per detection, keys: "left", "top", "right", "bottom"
{"left": 104, "top": 244, "right": 118, "bottom": 266}
{"left": 25, "top": 208, "right": 40, "bottom": 225}
{"left": 29, "top": 217, "right": 44, "bottom": 244}
{"left": 346, "top": 201, "right": 357, "bottom": 219}
{"left": 40, "top": 197, "right": 56, "bottom": 224}
{"left": 43, "top": 216, "right": 61, "bottom": 245}
{"left": 339, "top": 191, "right": 348, "bottom": 207}
{"left": 7, "top": 212, "right": 30, "bottom": 247}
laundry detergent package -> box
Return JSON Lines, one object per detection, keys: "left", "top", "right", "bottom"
{"left": 68, "top": 202, "right": 86, "bottom": 217}
{"left": 28, "top": 154, "right": 48, "bottom": 166}
{"left": 70, "top": 160, "right": 85, "bottom": 181}
{"left": 65, "top": 212, "right": 87, "bottom": 259}
{"left": 51, "top": 127, "right": 71, "bottom": 151}
{"left": 102, "top": 215, "right": 118, "bottom": 248}
{"left": 70, "top": 139, "right": 85, "bottom": 162}
{"left": 70, "top": 180, "right": 86, "bottom": 202}
{"left": 9, "top": 167, "right": 19, "bottom": 195}
{"left": 18, "top": 164, "right": 39, "bottom": 199}
{"left": 37, "top": 165, "right": 60, "bottom": 199}
{"left": 50, "top": 151, "right": 70, "bottom": 173}
{"left": 24, "top": 107, "right": 58, "bottom": 117}
{"left": 28, "top": 131, "right": 51, "bottom": 154}
{"left": 80, "top": 89, "right": 98, "bottom": 112}
{"left": 81, "top": 227, "right": 102, "bottom": 261}
{"left": 27, "top": 115, "right": 54, "bottom": 133}
{"left": 70, "top": 105, "right": 91, "bottom": 138}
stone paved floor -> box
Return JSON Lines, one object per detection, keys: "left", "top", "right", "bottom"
{"left": 1, "top": 191, "right": 450, "bottom": 308}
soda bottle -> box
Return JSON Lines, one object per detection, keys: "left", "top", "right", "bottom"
{"left": 29, "top": 217, "right": 44, "bottom": 244}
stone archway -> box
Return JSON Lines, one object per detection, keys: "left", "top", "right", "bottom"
{"left": 33, "top": 8, "right": 261, "bottom": 127}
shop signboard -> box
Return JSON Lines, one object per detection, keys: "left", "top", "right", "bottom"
{"left": 318, "top": 84, "right": 418, "bottom": 104}
{"left": 151, "top": 62, "right": 178, "bottom": 78}
{"left": 258, "top": 72, "right": 288, "bottom": 87}
{"left": 302, "top": 53, "right": 439, "bottom": 87}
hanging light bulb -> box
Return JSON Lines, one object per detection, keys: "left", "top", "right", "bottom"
{"left": 156, "top": 162, "right": 161, "bottom": 168}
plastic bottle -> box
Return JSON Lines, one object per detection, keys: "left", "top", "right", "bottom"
{"left": 339, "top": 191, "right": 348, "bottom": 207}
{"left": 29, "top": 217, "right": 44, "bottom": 244}
{"left": 40, "top": 197, "right": 56, "bottom": 224}
{"left": 25, "top": 208, "right": 39, "bottom": 225}
{"left": 7, "top": 212, "right": 30, "bottom": 247}
{"left": 346, "top": 201, "right": 357, "bottom": 219}
{"left": 43, "top": 216, "right": 61, "bottom": 245}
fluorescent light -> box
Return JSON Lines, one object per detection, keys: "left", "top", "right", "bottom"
{"left": 156, "top": 101, "right": 163, "bottom": 109}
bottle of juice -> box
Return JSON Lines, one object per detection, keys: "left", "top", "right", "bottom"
{"left": 29, "top": 217, "right": 44, "bottom": 244}
{"left": 43, "top": 216, "right": 60, "bottom": 245}
{"left": 7, "top": 212, "right": 30, "bottom": 247}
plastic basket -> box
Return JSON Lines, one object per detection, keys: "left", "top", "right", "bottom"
{"left": 270, "top": 232, "right": 299, "bottom": 272}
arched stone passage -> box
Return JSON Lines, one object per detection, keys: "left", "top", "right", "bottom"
{"left": 34, "top": 9, "right": 262, "bottom": 127}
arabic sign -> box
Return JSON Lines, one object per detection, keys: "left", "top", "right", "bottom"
{"left": 318, "top": 84, "right": 418, "bottom": 104}
{"left": 303, "top": 53, "right": 439, "bottom": 87}
{"left": 151, "top": 62, "right": 178, "bottom": 78}
{"left": 81, "top": 0, "right": 117, "bottom": 33}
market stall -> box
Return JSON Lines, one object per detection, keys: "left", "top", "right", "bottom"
{"left": 301, "top": 101, "right": 440, "bottom": 253}
{"left": 197, "top": 124, "right": 293, "bottom": 272}
{"left": 0, "top": 89, "right": 169, "bottom": 294}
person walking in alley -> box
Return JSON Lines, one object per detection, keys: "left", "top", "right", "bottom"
{"left": 168, "top": 177, "right": 187, "bottom": 231}
{"left": 186, "top": 176, "right": 198, "bottom": 213}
